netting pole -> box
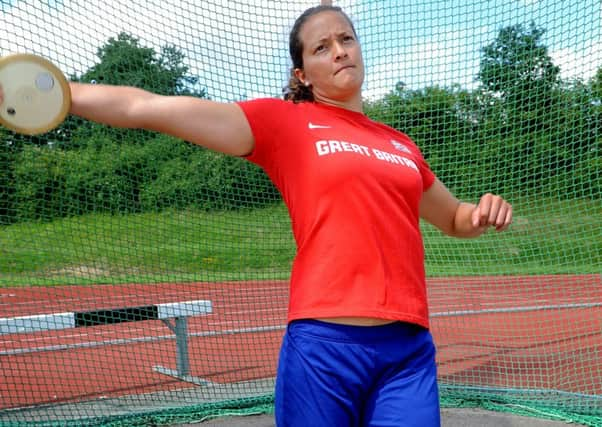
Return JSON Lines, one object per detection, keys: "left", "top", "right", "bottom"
{"left": 321, "top": 0, "right": 333, "bottom": 5}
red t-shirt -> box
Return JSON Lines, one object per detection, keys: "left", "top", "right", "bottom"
{"left": 237, "top": 99, "right": 436, "bottom": 328}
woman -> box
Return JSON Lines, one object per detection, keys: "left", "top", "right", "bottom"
{"left": 1, "top": 5, "right": 511, "bottom": 426}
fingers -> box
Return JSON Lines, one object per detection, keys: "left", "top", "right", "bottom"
{"left": 495, "top": 201, "right": 513, "bottom": 231}
{"left": 472, "top": 193, "right": 513, "bottom": 232}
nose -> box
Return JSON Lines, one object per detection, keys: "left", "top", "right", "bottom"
{"left": 333, "top": 41, "right": 348, "bottom": 60}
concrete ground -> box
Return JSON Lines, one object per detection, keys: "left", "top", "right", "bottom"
{"left": 179, "top": 408, "right": 579, "bottom": 426}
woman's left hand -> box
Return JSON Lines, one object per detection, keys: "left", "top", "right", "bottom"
{"left": 470, "top": 193, "right": 513, "bottom": 232}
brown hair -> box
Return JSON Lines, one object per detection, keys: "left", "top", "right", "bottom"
{"left": 283, "top": 6, "right": 357, "bottom": 102}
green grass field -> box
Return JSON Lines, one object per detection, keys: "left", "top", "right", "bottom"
{"left": 1, "top": 198, "right": 600, "bottom": 287}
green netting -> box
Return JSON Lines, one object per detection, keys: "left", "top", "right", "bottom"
{"left": 1, "top": 0, "right": 600, "bottom": 426}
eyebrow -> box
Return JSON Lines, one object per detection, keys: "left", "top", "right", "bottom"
{"left": 313, "top": 30, "right": 353, "bottom": 44}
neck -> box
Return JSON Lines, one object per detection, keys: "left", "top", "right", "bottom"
{"left": 314, "top": 93, "right": 363, "bottom": 113}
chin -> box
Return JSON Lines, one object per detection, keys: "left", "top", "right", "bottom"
{"left": 337, "top": 81, "right": 363, "bottom": 97}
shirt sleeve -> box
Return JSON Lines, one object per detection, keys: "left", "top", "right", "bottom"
{"left": 413, "top": 148, "right": 436, "bottom": 191}
{"left": 236, "top": 98, "right": 291, "bottom": 168}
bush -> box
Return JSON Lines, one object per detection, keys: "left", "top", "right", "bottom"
{"left": 10, "top": 135, "right": 280, "bottom": 222}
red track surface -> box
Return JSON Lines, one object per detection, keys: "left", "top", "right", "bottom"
{"left": 1, "top": 274, "right": 600, "bottom": 410}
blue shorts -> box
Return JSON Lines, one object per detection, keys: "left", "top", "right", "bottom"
{"left": 275, "top": 319, "right": 440, "bottom": 427}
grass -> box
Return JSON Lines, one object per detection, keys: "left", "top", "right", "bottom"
{"left": 422, "top": 197, "right": 602, "bottom": 275}
{"left": 1, "top": 198, "right": 600, "bottom": 287}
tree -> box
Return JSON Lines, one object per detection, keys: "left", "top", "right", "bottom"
{"left": 476, "top": 24, "right": 602, "bottom": 197}
{"left": 0, "top": 128, "right": 15, "bottom": 224}
{"left": 62, "top": 32, "right": 207, "bottom": 147}
{"left": 365, "top": 83, "right": 479, "bottom": 193}
{"left": 590, "top": 67, "right": 602, "bottom": 102}
{"left": 77, "top": 32, "right": 205, "bottom": 97}
{"left": 478, "top": 22, "right": 560, "bottom": 134}
{"left": 590, "top": 67, "right": 602, "bottom": 137}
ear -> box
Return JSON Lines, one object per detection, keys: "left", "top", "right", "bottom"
{"left": 294, "top": 68, "right": 310, "bottom": 86}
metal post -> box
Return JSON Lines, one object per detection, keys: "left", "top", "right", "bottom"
{"left": 174, "top": 317, "right": 190, "bottom": 376}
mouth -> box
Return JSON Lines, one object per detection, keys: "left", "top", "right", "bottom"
{"left": 334, "top": 65, "right": 355, "bottom": 75}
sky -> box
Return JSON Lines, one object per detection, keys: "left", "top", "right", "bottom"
{"left": 1, "top": 0, "right": 600, "bottom": 101}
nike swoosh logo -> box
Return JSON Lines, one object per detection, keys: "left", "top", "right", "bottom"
{"left": 308, "top": 122, "right": 331, "bottom": 129}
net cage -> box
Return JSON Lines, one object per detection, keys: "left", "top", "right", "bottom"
{"left": 0, "top": 0, "right": 600, "bottom": 425}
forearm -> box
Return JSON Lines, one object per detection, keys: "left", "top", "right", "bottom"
{"left": 69, "top": 82, "right": 153, "bottom": 128}
{"left": 421, "top": 180, "right": 482, "bottom": 238}
{"left": 421, "top": 180, "right": 512, "bottom": 238}
{"left": 451, "top": 201, "right": 486, "bottom": 238}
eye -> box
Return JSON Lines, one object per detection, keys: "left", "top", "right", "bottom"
{"left": 314, "top": 45, "right": 326, "bottom": 53}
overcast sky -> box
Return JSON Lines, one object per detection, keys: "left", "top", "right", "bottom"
{"left": 1, "top": 0, "right": 600, "bottom": 101}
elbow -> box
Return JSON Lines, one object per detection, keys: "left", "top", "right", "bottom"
{"left": 121, "top": 98, "right": 152, "bottom": 129}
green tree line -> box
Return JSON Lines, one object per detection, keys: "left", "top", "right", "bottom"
{"left": 1, "top": 25, "right": 600, "bottom": 224}
{"left": 0, "top": 34, "right": 279, "bottom": 223}
{"left": 365, "top": 23, "right": 600, "bottom": 199}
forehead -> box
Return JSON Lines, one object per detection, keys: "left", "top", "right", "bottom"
{"left": 299, "top": 11, "right": 354, "bottom": 44}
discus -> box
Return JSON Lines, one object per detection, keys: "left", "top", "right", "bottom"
{"left": 0, "top": 53, "right": 71, "bottom": 135}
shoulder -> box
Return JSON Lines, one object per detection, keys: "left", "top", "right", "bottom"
{"left": 236, "top": 97, "right": 299, "bottom": 114}
{"left": 236, "top": 98, "right": 316, "bottom": 135}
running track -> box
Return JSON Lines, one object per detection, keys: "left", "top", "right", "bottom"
{"left": 1, "top": 274, "right": 600, "bottom": 410}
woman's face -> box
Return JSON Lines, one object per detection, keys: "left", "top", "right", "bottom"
{"left": 295, "top": 11, "right": 365, "bottom": 105}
